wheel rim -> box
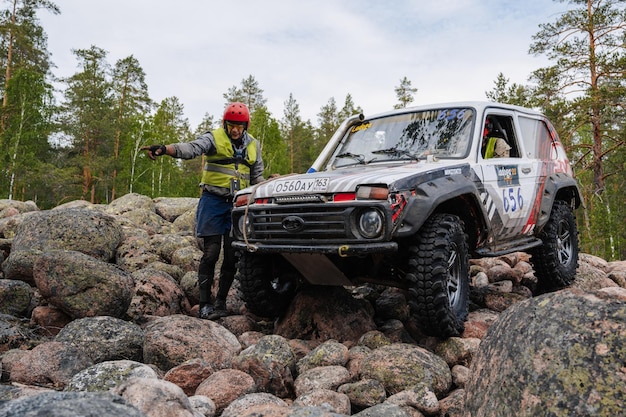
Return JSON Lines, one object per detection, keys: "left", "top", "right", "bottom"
{"left": 447, "top": 243, "right": 461, "bottom": 307}
{"left": 556, "top": 219, "right": 573, "bottom": 266}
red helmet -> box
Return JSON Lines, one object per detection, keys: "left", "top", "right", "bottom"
{"left": 223, "top": 102, "right": 250, "bottom": 125}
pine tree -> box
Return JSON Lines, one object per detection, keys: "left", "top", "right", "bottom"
{"left": 149, "top": 96, "right": 194, "bottom": 197}
{"left": 529, "top": 0, "right": 626, "bottom": 195}
{"left": 529, "top": 0, "right": 626, "bottom": 260}
{"left": 0, "top": 0, "right": 58, "bottom": 204}
{"left": 393, "top": 76, "right": 417, "bottom": 109}
{"left": 110, "top": 55, "right": 152, "bottom": 200}
{"left": 223, "top": 74, "right": 266, "bottom": 114}
{"left": 59, "top": 45, "right": 115, "bottom": 203}
{"left": 316, "top": 97, "right": 339, "bottom": 158}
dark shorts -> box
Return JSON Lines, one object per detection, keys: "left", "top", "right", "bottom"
{"left": 195, "top": 192, "right": 232, "bottom": 237}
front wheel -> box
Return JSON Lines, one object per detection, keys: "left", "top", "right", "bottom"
{"left": 236, "top": 252, "right": 300, "bottom": 318}
{"left": 406, "top": 213, "right": 470, "bottom": 338}
{"left": 530, "top": 200, "right": 579, "bottom": 292}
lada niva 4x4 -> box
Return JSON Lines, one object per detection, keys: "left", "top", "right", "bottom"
{"left": 230, "top": 101, "right": 582, "bottom": 337}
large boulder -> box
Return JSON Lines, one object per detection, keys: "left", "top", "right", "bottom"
{"left": 65, "top": 360, "right": 159, "bottom": 392}
{"left": 0, "top": 279, "right": 32, "bottom": 316}
{"left": 9, "top": 341, "right": 93, "bottom": 389}
{"left": 55, "top": 316, "right": 144, "bottom": 363}
{"left": 464, "top": 288, "right": 626, "bottom": 416}
{"left": 232, "top": 334, "right": 297, "bottom": 397}
{"left": 0, "top": 391, "right": 147, "bottom": 417}
{"left": 153, "top": 197, "right": 198, "bottom": 222}
{"left": 274, "top": 286, "right": 377, "bottom": 344}
{"left": 143, "top": 314, "right": 242, "bottom": 371}
{"left": 3, "top": 208, "right": 122, "bottom": 283}
{"left": 33, "top": 250, "right": 134, "bottom": 319}
{"left": 358, "top": 343, "right": 452, "bottom": 397}
{"left": 126, "top": 269, "right": 192, "bottom": 323}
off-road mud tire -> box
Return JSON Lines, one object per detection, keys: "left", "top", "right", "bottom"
{"left": 406, "top": 213, "right": 470, "bottom": 338}
{"left": 236, "top": 252, "right": 299, "bottom": 318}
{"left": 530, "top": 200, "right": 579, "bottom": 292}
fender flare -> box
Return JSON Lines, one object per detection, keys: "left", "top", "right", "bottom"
{"left": 536, "top": 173, "right": 583, "bottom": 230}
{"left": 393, "top": 174, "right": 488, "bottom": 238}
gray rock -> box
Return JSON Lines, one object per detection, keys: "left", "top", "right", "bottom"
{"left": 294, "top": 366, "right": 352, "bottom": 397}
{"left": 105, "top": 193, "right": 155, "bottom": 216}
{"left": 293, "top": 388, "right": 351, "bottom": 415}
{"left": 149, "top": 233, "right": 197, "bottom": 264}
{"left": 359, "top": 343, "right": 452, "bottom": 397}
{"left": 154, "top": 197, "right": 198, "bottom": 222}
{"left": 118, "top": 208, "right": 172, "bottom": 235}
{"left": 55, "top": 316, "right": 144, "bottom": 363}
{"left": 116, "top": 231, "right": 161, "bottom": 272}
{"left": 220, "top": 392, "right": 289, "bottom": 417}
{"left": 143, "top": 314, "right": 241, "bottom": 371}
{"left": 352, "top": 402, "right": 412, "bottom": 417}
{"left": 0, "top": 279, "right": 32, "bottom": 316}
{"left": 297, "top": 339, "right": 349, "bottom": 374}
{"left": 126, "top": 269, "right": 192, "bottom": 323}
{"left": 465, "top": 288, "right": 626, "bottom": 416}
{"left": 9, "top": 208, "right": 122, "bottom": 261}
{"left": 0, "top": 391, "right": 147, "bottom": 417}
{"left": 337, "top": 379, "right": 386, "bottom": 410}
{"left": 171, "top": 208, "right": 197, "bottom": 234}
{"left": 33, "top": 250, "right": 134, "bottom": 319}
{"left": 112, "top": 377, "right": 196, "bottom": 417}
{"left": 9, "top": 341, "right": 93, "bottom": 388}
{"left": 65, "top": 360, "right": 159, "bottom": 392}
{"left": 232, "top": 334, "right": 296, "bottom": 397}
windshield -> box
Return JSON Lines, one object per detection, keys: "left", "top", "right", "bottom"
{"left": 328, "top": 107, "right": 475, "bottom": 169}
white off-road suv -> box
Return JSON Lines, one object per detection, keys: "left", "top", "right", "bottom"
{"left": 231, "top": 102, "right": 582, "bottom": 337}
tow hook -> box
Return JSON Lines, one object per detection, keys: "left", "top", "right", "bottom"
{"left": 338, "top": 245, "right": 349, "bottom": 257}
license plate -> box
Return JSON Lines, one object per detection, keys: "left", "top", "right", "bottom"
{"left": 273, "top": 177, "right": 330, "bottom": 194}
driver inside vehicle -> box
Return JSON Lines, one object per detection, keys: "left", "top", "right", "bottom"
{"left": 482, "top": 117, "right": 511, "bottom": 158}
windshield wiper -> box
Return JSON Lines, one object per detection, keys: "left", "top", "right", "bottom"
{"left": 335, "top": 152, "right": 366, "bottom": 164}
{"left": 371, "top": 147, "right": 421, "bottom": 161}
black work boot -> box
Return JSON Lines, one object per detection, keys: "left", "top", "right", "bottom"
{"left": 199, "top": 303, "right": 214, "bottom": 320}
{"left": 198, "top": 273, "right": 214, "bottom": 320}
{"left": 207, "top": 298, "right": 228, "bottom": 320}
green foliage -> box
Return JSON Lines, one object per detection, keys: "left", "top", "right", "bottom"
{"left": 248, "top": 105, "right": 287, "bottom": 176}
{"left": 0, "top": 67, "right": 55, "bottom": 204}
{"left": 223, "top": 74, "right": 267, "bottom": 115}
{"left": 394, "top": 76, "right": 417, "bottom": 109}
{"left": 487, "top": 0, "right": 626, "bottom": 260}
{"left": 1, "top": 0, "right": 625, "bottom": 261}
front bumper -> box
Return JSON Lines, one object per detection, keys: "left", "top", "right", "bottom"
{"left": 232, "top": 241, "right": 398, "bottom": 256}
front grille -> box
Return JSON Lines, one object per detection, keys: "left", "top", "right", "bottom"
{"left": 248, "top": 205, "right": 352, "bottom": 241}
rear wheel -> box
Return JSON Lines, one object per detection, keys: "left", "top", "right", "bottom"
{"left": 237, "top": 252, "right": 300, "bottom": 318}
{"left": 406, "top": 213, "right": 470, "bottom": 337}
{"left": 530, "top": 200, "right": 579, "bottom": 292}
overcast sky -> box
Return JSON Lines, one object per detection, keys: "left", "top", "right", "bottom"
{"left": 37, "top": 0, "right": 568, "bottom": 129}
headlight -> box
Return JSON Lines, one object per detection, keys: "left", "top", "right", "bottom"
{"left": 358, "top": 209, "right": 383, "bottom": 238}
{"left": 237, "top": 214, "right": 252, "bottom": 236}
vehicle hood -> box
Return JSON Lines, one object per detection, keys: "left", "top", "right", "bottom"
{"left": 247, "top": 161, "right": 468, "bottom": 199}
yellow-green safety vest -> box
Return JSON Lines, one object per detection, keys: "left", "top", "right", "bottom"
{"left": 484, "top": 136, "right": 498, "bottom": 159}
{"left": 201, "top": 128, "right": 257, "bottom": 189}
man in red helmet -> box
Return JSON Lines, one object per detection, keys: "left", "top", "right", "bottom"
{"left": 142, "top": 102, "right": 264, "bottom": 320}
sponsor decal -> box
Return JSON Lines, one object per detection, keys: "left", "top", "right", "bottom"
{"left": 444, "top": 168, "right": 462, "bottom": 176}
{"left": 496, "top": 165, "right": 519, "bottom": 187}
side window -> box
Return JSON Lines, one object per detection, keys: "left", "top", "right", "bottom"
{"left": 518, "top": 116, "right": 553, "bottom": 159}
{"left": 481, "top": 114, "right": 520, "bottom": 159}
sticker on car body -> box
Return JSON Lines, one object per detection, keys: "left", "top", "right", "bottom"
{"left": 496, "top": 165, "right": 519, "bottom": 187}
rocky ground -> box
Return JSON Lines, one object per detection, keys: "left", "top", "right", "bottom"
{"left": 0, "top": 193, "right": 624, "bottom": 417}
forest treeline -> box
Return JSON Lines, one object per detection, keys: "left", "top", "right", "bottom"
{"left": 0, "top": 0, "right": 625, "bottom": 260}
